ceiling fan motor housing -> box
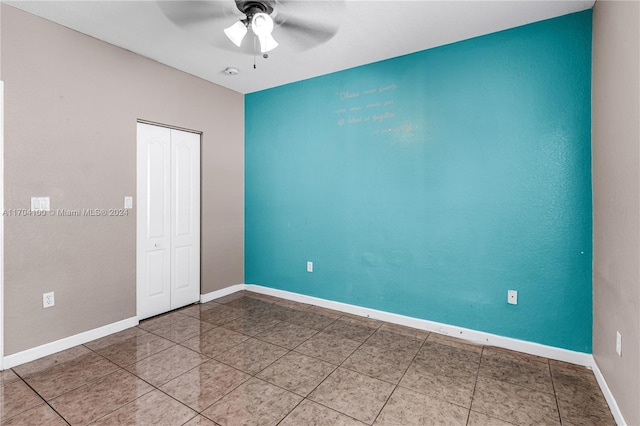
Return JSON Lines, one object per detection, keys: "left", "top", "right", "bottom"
{"left": 236, "top": 0, "right": 275, "bottom": 18}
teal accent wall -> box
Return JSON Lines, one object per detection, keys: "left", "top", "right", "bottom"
{"left": 245, "top": 11, "right": 593, "bottom": 352}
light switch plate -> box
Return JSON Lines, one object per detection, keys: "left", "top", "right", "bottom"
{"left": 31, "top": 197, "right": 50, "bottom": 211}
{"left": 307, "top": 261, "right": 313, "bottom": 272}
{"left": 507, "top": 290, "right": 518, "bottom": 305}
{"left": 124, "top": 196, "right": 133, "bottom": 209}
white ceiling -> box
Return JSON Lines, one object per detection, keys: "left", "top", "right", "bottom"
{"left": 6, "top": 1, "right": 594, "bottom": 94}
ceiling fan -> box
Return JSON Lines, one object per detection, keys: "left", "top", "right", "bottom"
{"left": 158, "top": 0, "right": 344, "bottom": 56}
{"left": 224, "top": 1, "right": 278, "bottom": 53}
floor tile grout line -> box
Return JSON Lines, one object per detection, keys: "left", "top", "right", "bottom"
{"left": 252, "top": 372, "right": 345, "bottom": 426}
{"left": 15, "top": 347, "right": 124, "bottom": 405}
{"left": 190, "top": 370, "right": 251, "bottom": 416}
{"left": 465, "top": 344, "right": 486, "bottom": 425}
{"left": 83, "top": 333, "right": 176, "bottom": 371}
{"left": 176, "top": 327, "right": 252, "bottom": 360}
{"left": 472, "top": 351, "right": 565, "bottom": 426}
{"left": 109, "top": 336, "right": 218, "bottom": 392}
{"left": 273, "top": 398, "right": 306, "bottom": 426}
{"left": 548, "top": 358, "right": 566, "bottom": 425}
{"left": 10, "top": 369, "right": 73, "bottom": 425}
{"left": 279, "top": 397, "right": 370, "bottom": 425}
{"left": 369, "top": 330, "right": 431, "bottom": 426}
{"left": 89, "top": 337, "right": 218, "bottom": 422}
{"left": 137, "top": 310, "right": 195, "bottom": 332}
{"left": 380, "top": 337, "right": 481, "bottom": 412}
{"left": 192, "top": 332, "right": 309, "bottom": 424}
{"left": 317, "top": 320, "right": 386, "bottom": 425}
{"left": 480, "top": 348, "right": 558, "bottom": 396}
{"left": 218, "top": 294, "right": 386, "bottom": 336}
{"left": 251, "top": 325, "right": 323, "bottom": 350}
{"left": 477, "top": 359, "right": 565, "bottom": 396}
{"left": 280, "top": 320, "right": 372, "bottom": 423}
{"left": 231, "top": 307, "right": 342, "bottom": 372}
{"left": 152, "top": 378, "right": 205, "bottom": 415}
{"left": 333, "top": 335, "right": 428, "bottom": 387}
{"left": 178, "top": 413, "right": 201, "bottom": 426}
{"left": 82, "top": 386, "right": 158, "bottom": 425}
{"left": 287, "top": 349, "right": 341, "bottom": 396}
{"left": 247, "top": 307, "right": 376, "bottom": 360}
{"left": 115, "top": 334, "right": 184, "bottom": 365}
{"left": 140, "top": 341, "right": 252, "bottom": 419}
{"left": 187, "top": 302, "right": 328, "bottom": 425}
{"left": 206, "top": 337, "right": 290, "bottom": 373}
{"left": 245, "top": 320, "right": 322, "bottom": 350}
{"left": 92, "top": 336, "right": 215, "bottom": 421}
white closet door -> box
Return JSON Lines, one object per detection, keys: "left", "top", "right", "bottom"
{"left": 169, "top": 128, "right": 200, "bottom": 310}
{"left": 137, "top": 123, "right": 200, "bottom": 320}
{"left": 137, "top": 123, "right": 172, "bottom": 319}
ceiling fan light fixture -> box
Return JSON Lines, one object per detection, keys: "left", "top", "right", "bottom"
{"left": 224, "top": 20, "right": 248, "bottom": 47}
{"left": 250, "top": 12, "right": 272, "bottom": 36}
{"left": 251, "top": 12, "right": 278, "bottom": 53}
{"left": 256, "top": 33, "right": 278, "bottom": 53}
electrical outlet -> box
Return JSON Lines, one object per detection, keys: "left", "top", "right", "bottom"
{"left": 616, "top": 331, "right": 622, "bottom": 356}
{"left": 43, "top": 292, "right": 55, "bottom": 308}
{"left": 307, "top": 261, "right": 313, "bottom": 272}
{"left": 507, "top": 290, "right": 518, "bottom": 305}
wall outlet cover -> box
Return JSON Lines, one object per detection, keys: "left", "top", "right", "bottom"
{"left": 507, "top": 290, "right": 518, "bottom": 305}
{"left": 43, "top": 291, "right": 55, "bottom": 308}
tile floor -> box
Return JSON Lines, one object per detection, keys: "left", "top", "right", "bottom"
{"left": 1, "top": 291, "right": 615, "bottom": 425}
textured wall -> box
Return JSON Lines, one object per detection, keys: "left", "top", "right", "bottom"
{"left": 592, "top": 1, "right": 640, "bottom": 424}
{"left": 246, "top": 11, "right": 592, "bottom": 352}
{"left": 2, "top": 5, "right": 244, "bottom": 355}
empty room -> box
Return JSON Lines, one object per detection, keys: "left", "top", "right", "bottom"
{"left": 0, "top": 0, "right": 638, "bottom": 425}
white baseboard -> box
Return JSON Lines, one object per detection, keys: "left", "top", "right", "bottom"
{"left": 244, "top": 284, "right": 593, "bottom": 366}
{"left": 200, "top": 284, "right": 244, "bottom": 304}
{"left": 3, "top": 316, "right": 139, "bottom": 369}
{"left": 591, "top": 360, "right": 627, "bottom": 426}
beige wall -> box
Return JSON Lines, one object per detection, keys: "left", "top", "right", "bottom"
{"left": 592, "top": 1, "right": 640, "bottom": 424}
{"left": 1, "top": 5, "right": 244, "bottom": 355}
{"left": 0, "top": 4, "right": 3, "bottom": 78}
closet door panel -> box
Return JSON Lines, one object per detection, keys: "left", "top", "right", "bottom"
{"left": 170, "top": 129, "right": 200, "bottom": 310}
{"left": 137, "top": 123, "right": 172, "bottom": 320}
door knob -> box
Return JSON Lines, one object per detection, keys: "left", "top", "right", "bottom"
{"left": 155, "top": 243, "right": 159, "bottom": 247}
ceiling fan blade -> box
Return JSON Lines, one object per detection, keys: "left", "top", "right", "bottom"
{"left": 270, "top": 0, "right": 344, "bottom": 51}
{"left": 276, "top": 0, "right": 343, "bottom": 17}
{"left": 273, "top": 13, "right": 339, "bottom": 50}
{"left": 157, "top": 1, "right": 238, "bottom": 28}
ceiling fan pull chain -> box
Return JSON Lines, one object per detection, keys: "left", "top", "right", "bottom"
{"left": 253, "top": 37, "right": 257, "bottom": 69}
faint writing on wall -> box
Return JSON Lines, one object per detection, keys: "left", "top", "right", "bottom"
{"left": 334, "top": 82, "right": 413, "bottom": 134}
